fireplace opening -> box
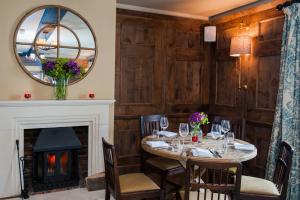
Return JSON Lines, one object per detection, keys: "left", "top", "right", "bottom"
{"left": 32, "top": 127, "right": 82, "bottom": 192}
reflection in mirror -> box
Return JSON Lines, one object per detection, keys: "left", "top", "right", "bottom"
{"left": 60, "top": 9, "right": 95, "bottom": 48}
{"left": 59, "top": 27, "right": 79, "bottom": 47}
{"left": 14, "top": 6, "right": 97, "bottom": 85}
{"left": 59, "top": 48, "right": 79, "bottom": 60}
{"left": 79, "top": 50, "right": 95, "bottom": 72}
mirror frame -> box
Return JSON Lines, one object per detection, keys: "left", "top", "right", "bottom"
{"left": 13, "top": 5, "right": 98, "bottom": 86}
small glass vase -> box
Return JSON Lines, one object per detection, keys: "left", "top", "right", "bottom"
{"left": 54, "top": 77, "right": 68, "bottom": 100}
{"left": 192, "top": 128, "right": 203, "bottom": 143}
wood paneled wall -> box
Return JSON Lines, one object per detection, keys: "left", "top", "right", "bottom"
{"left": 210, "top": 8, "right": 284, "bottom": 177}
{"left": 115, "top": 9, "right": 210, "bottom": 173}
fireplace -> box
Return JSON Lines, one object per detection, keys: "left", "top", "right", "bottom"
{"left": 32, "top": 127, "right": 82, "bottom": 191}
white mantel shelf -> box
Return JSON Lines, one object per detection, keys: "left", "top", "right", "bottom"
{"left": 0, "top": 99, "right": 115, "bottom": 107}
{"left": 0, "top": 99, "right": 115, "bottom": 198}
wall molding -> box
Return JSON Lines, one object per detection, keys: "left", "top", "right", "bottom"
{"left": 116, "top": 3, "right": 208, "bottom": 20}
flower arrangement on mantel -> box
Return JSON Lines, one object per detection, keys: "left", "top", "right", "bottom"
{"left": 189, "top": 112, "right": 209, "bottom": 142}
{"left": 42, "top": 58, "right": 84, "bottom": 100}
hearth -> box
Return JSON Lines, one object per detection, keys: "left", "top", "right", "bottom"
{"left": 32, "top": 127, "right": 82, "bottom": 192}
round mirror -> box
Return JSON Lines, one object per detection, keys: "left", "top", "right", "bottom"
{"left": 14, "top": 5, "right": 97, "bottom": 85}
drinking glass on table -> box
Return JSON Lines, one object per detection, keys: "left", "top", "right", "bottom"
{"left": 221, "top": 120, "right": 231, "bottom": 135}
{"left": 160, "top": 117, "right": 169, "bottom": 131}
{"left": 152, "top": 129, "right": 159, "bottom": 139}
{"left": 211, "top": 124, "right": 221, "bottom": 137}
{"left": 227, "top": 131, "right": 235, "bottom": 145}
{"left": 179, "top": 123, "right": 189, "bottom": 148}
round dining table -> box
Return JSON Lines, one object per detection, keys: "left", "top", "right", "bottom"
{"left": 141, "top": 136, "right": 257, "bottom": 167}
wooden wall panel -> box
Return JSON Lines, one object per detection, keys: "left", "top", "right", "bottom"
{"left": 211, "top": 9, "right": 284, "bottom": 177}
{"left": 215, "top": 61, "right": 238, "bottom": 107}
{"left": 115, "top": 9, "right": 209, "bottom": 173}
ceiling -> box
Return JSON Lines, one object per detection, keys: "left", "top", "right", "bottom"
{"left": 117, "top": 0, "right": 260, "bottom": 19}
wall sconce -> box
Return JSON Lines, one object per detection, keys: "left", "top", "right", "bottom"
{"left": 230, "top": 35, "right": 251, "bottom": 90}
{"left": 204, "top": 26, "right": 216, "bottom": 42}
{"left": 230, "top": 36, "right": 251, "bottom": 57}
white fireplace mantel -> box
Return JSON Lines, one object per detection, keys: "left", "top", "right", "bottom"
{"left": 0, "top": 100, "right": 115, "bottom": 198}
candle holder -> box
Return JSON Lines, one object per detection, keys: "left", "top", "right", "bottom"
{"left": 24, "top": 92, "right": 31, "bottom": 99}
{"left": 89, "top": 93, "right": 95, "bottom": 99}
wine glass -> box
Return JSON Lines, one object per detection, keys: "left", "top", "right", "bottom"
{"left": 179, "top": 123, "right": 189, "bottom": 148}
{"left": 160, "top": 117, "right": 169, "bottom": 131}
{"left": 221, "top": 120, "right": 231, "bottom": 135}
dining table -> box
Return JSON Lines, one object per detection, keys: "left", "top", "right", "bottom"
{"left": 141, "top": 135, "right": 257, "bottom": 167}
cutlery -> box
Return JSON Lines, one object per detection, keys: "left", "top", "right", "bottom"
{"left": 208, "top": 149, "right": 218, "bottom": 158}
{"left": 214, "top": 150, "right": 222, "bottom": 158}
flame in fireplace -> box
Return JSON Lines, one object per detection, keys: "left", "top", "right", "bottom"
{"left": 47, "top": 154, "right": 56, "bottom": 175}
{"left": 60, "top": 152, "right": 68, "bottom": 175}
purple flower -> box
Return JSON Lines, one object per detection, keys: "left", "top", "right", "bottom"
{"left": 42, "top": 61, "right": 56, "bottom": 72}
{"left": 189, "top": 112, "right": 209, "bottom": 125}
{"left": 64, "top": 61, "right": 81, "bottom": 75}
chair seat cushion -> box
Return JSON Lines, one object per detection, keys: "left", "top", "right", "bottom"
{"left": 146, "top": 157, "right": 182, "bottom": 171}
{"left": 180, "top": 190, "right": 226, "bottom": 200}
{"left": 241, "top": 175, "right": 280, "bottom": 196}
{"left": 119, "top": 173, "right": 160, "bottom": 193}
{"left": 229, "top": 167, "right": 237, "bottom": 174}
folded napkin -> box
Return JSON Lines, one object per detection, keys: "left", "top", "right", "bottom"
{"left": 158, "top": 131, "right": 177, "bottom": 138}
{"left": 234, "top": 142, "right": 255, "bottom": 151}
{"left": 146, "top": 141, "right": 169, "bottom": 148}
{"left": 207, "top": 132, "right": 224, "bottom": 140}
{"left": 191, "top": 148, "right": 214, "bottom": 158}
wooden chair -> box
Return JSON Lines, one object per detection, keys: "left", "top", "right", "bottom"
{"left": 180, "top": 159, "right": 242, "bottom": 200}
{"left": 102, "top": 138, "right": 162, "bottom": 200}
{"left": 140, "top": 114, "right": 185, "bottom": 198}
{"left": 240, "top": 141, "right": 294, "bottom": 200}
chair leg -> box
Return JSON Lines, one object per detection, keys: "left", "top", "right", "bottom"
{"left": 105, "top": 189, "right": 110, "bottom": 200}
{"left": 175, "top": 191, "right": 181, "bottom": 200}
{"left": 160, "top": 174, "right": 167, "bottom": 200}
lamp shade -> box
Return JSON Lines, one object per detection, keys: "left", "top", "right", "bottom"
{"left": 204, "top": 26, "right": 216, "bottom": 42}
{"left": 230, "top": 36, "right": 251, "bottom": 57}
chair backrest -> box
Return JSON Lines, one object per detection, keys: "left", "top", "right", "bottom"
{"left": 272, "top": 141, "right": 294, "bottom": 199}
{"left": 211, "top": 116, "right": 245, "bottom": 140}
{"left": 102, "top": 138, "right": 121, "bottom": 197}
{"left": 184, "top": 159, "right": 242, "bottom": 200}
{"left": 140, "top": 114, "right": 162, "bottom": 138}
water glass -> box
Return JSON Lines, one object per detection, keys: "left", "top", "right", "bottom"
{"left": 221, "top": 120, "right": 231, "bottom": 134}
{"left": 211, "top": 124, "right": 221, "bottom": 136}
{"left": 152, "top": 129, "right": 159, "bottom": 138}
{"left": 160, "top": 117, "right": 169, "bottom": 131}
{"left": 227, "top": 131, "right": 235, "bottom": 145}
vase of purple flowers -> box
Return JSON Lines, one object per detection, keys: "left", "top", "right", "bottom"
{"left": 189, "top": 112, "right": 209, "bottom": 142}
{"left": 42, "top": 58, "right": 83, "bottom": 100}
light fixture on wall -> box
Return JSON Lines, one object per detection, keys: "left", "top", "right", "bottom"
{"left": 230, "top": 36, "right": 251, "bottom": 57}
{"left": 204, "top": 26, "right": 216, "bottom": 42}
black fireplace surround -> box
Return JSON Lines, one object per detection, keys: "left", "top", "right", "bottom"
{"left": 32, "top": 127, "right": 82, "bottom": 191}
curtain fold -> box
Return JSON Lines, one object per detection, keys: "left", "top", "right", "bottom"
{"left": 266, "top": 3, "right": 300, "bottom": 200}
